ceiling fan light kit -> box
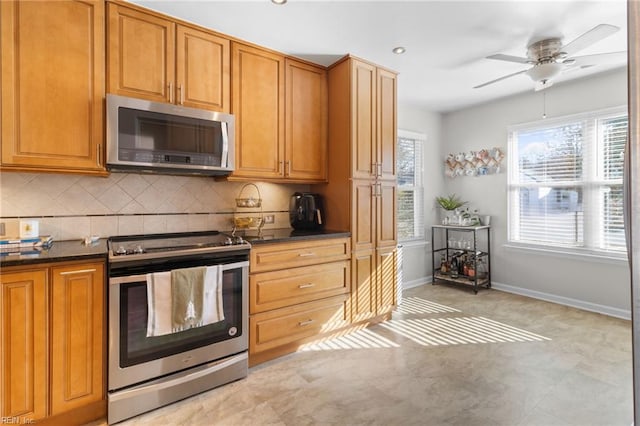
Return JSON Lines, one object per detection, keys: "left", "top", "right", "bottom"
{"left": 475, "top": 23, "right": 622, "bottom": 91}
{"left": 527, "top": 62, "right": 563, "bottom": 83}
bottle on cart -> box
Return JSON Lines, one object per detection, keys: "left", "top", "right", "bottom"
{"left": 467, "top": 260, "right": 475, "bottom": 278}
{"left": 450, "top": 256, "right": 459, "bottom": 278}
{"left": 440, "top": 255, "right": 448, "bottom": 274}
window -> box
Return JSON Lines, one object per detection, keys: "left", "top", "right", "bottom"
{"left": 508, "top": 106, "right": 627, "bottom": 255}
{"left": 397, "top": 130, "right": 425, "bottom": 241}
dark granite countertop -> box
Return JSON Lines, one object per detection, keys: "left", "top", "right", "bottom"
{"left": 234, "top": 228, "right": 350, "bottom": 245}
{"left": 0, "top": 238, "right": 109, "bottom": 267}
{"left": 0, "top": 229, "right": 350, "bottom": 267}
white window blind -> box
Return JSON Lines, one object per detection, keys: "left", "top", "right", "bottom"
{"left": 508, "top": 106, "right": 627, "bottom": 255}
{"left": 397, "top": 130, "right": 425, "bottom": 241}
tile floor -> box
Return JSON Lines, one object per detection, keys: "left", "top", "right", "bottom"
{"left": 97, "top": 284, "right": 633, "bottom": 426}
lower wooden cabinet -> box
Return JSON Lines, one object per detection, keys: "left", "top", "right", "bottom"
{"left": 249, "top": 237, "right": 351, "bottom": 365}
{"left": 349, "top": 246, "right": 397, "bottom": 323}
{"left": 0, "top": 269, "right": 48, "bottom": 420}
{"left": 0, "top": 260, "right": 105, "bottom": 425}
{"left": 250, "top": 294, "right": 349, "bottom": 355}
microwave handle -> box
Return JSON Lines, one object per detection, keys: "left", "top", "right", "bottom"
{"left": 221, "top": 122, "right": 229, "bottom": 167}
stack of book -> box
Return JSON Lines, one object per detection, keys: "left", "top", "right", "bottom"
{"left": 0, "top": 235, "right": 53, "bottom": 255}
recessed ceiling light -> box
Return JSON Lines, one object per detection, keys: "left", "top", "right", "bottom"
{"left": 271, "top": 0, "right": 287, "bottom": 4}
{"left": 392, "top": 46, "right": 406, "bottom": 55}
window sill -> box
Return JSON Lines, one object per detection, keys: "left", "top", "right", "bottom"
{"left": 503, "top": 242, "right": 628, "bottom": 265}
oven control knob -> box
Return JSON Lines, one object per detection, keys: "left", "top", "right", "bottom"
{"left": 133, "top": 245, "right": 144, "bottom": 254}
{"left": 115, "top": 246, "right": 127, "bottom": 256}
{"left": 224, "top": 237, "right": 233, "bottom": 245}
{"left": 233, "top": 236, "right": 244, "bottom": 245}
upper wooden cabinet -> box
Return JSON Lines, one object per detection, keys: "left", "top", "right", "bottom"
{"left": 351, "top": 60, "right": 377, "bottom": 180}
{"left": 377, "top": 68, "right": 398, "bottom": 181}
{"left": 231, "top": 42, "right": 285, "bottom": 179}
{"left": 0, "top": 0, "right": 106, "bottom": 174}
{"left": 285, "top": 58, "right": 328, "bottom": 182}
{"left": 350, "top": 60, "right": 397, "bottom": 181}
{"left": 107, "top": 2, "right": 230, "bottom": 112}
{"left": 231, "top": 43, "right": 327, "bottom": 182}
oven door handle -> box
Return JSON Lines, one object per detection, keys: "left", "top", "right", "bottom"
{"left": 109, "top": 261, "right": 249, "bottom": 286}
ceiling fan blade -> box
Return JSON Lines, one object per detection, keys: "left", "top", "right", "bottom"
{"left": 561, "top": 24, "right": 620, "bottom": 56}
{"left": 562, "top": 64, "right": 595, "bottom": 74}
{"left": 567, "top": 51, "right": 627, "bottom": 67}
{"left": 473, "top": 69, "right": 529, "bottom": 89}
{"left": 486, "top": 53, "right": 531, "bottom": 64}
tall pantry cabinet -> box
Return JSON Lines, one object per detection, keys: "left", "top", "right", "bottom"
{"left": 313, "top": 56, "right": 398, "bottom": 323}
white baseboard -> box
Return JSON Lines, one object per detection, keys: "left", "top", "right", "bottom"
{"left": 491, "top": 281, "right": 631, "bottom": 320}
{"left": 399, "top": 276, "right": 630, "bottom": 320}
{"left": 402, "top": 276, "right": 432, "bottom": 290}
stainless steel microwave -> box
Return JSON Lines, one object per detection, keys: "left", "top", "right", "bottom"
{"left": 106, "top": 94, "right": 235, "bottom": 175}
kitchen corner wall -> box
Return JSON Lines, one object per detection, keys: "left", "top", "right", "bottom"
{"left": 441, "top": 67, "right": 630, "bottom": 317}
{"left": 0, "top": 172, "right": 308, "bottom": 241}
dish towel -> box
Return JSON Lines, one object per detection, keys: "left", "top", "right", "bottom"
{"left": 202, "top": 265, "right": 225, "bottom": 325}
{"left": 146, "top": 271, "right": 173, "bottom": 337}
{"left": 171, "top": 266, "right": 206, "bottom": 332}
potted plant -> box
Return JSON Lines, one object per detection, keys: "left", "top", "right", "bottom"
{"left": 436, "top": 194, "right": 467, "bottom": 224}
{"left": 436, "top": 194, "right": 467, "bottom": 211}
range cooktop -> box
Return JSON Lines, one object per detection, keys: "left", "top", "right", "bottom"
{"left": 108, "top": 231, "right": 249, "bottom": 261}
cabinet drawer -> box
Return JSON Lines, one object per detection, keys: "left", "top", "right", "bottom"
{"left": 250, "top": 295, "right": 348, "bottom": 354}
{"left": 250, "top": 260, "right": 349, "bottom": 313}
{"left": 250, "top": 237, "right": 350, "bottom": 273}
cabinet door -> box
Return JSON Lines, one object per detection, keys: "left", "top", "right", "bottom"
{"left": 377, "top": 180, "right": 397, "bottom": 249}
{"left": 285, "top": 59, "right": 327, "bottom": 181}
{"left": 1, "top": 0, "right": 105, "bottom": 173}
{"left": 50, "top": 263, "right": 104, "bottom": 416}
{"left": 351, "top": 179, "right": 375, "bottom": 253}
{"left": 350, "top": 250, "right": 377, "bottom": 322}
{"left": 0, "top": 269, "right": 48, "bottom": 420}
{"left": 376, "top": 246, "right": 397, "bottom": 315}
{"left": 231, "top": 43, "right": 285, "bottom": 179}
{"left": 107, "top": 3, "right": 175, "bottom": 103}
{"left": 377, "top": 68, "right": 397, "bottom": 180}
{"left": 176, "top": 25, "right": 230, "bottom": 112}
{"left": 350, "top": 59, "right": 376, "bottom": 180}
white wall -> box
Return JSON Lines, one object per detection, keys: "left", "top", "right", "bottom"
{"left": 397, "top": 104, "right": 443, "bottom": 288}
{"left": 441, "top": 68, "right": 631, "bottom": 317}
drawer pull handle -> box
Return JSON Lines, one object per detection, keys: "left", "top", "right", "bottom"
{"left": 298, "top": 283, "right": 315, "bottom": 289}
{"left": 298, "top": 252, "right": 315, "bottom": 257}
{"left": 298, "top": 319, "right": 315, "bottom": 326}
{"left": 59, "top": 268, "right": 96, "bottom": 275}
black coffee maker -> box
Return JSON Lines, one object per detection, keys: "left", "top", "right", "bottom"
{"left": 289, "top": 192, "right": 324, "bottom": 230}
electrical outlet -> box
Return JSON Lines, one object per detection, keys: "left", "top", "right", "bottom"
{"left": 263, "top": 214, "right": 275, "bottom": 224}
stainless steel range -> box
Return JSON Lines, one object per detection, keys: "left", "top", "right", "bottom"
{"left": 107, "top": 231, "right": 250, "bottom": 424}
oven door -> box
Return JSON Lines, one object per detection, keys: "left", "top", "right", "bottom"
{"left": 108, "top": 260, "right": 248, "bottom": 391}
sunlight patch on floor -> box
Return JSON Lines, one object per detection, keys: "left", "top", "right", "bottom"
{"left": 394, "top": 297, "right": 461, "bottom": 315}
{"left": 298, "top": 328, "right": 401, "bottom": 352}
{"left": 379, "top": 316, "right": 551, "bottom": 346}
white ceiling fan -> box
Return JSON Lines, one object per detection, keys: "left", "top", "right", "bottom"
{"left": 474, "top": 24, "right": 626, "bottom": 91}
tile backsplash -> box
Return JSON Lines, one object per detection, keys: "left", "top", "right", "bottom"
{"left": 0, "top": 172, "right": 307, "bottom": 241}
